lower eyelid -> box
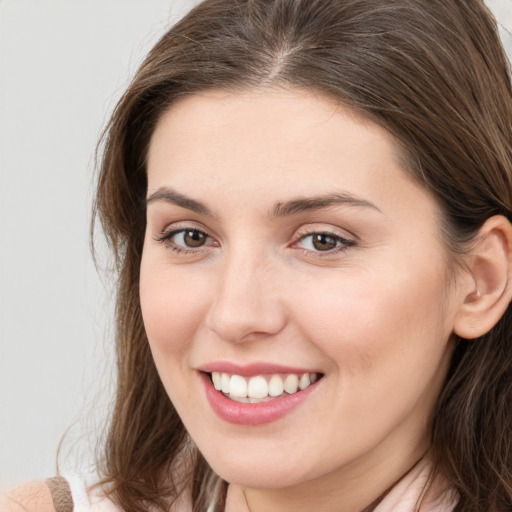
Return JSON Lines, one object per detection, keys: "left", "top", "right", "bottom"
{"left": 294, "top": 242, "right": 355, "bottom": 260}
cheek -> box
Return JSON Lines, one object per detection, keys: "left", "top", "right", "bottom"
{"left": 139, "top": 256, "right": 214, "bottom": 411}
{"left": 139, "top": 257, "right": 210, "bottom": 356}
{"left": 292, "top": 259, "right": 453, "bottom": 380}
{"left": 290, "top": 267, "right": 454, "bottom": 448}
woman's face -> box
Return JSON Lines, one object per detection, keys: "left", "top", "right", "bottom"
{"left": 140, "top": 89, "right": 464, "bottom": 495}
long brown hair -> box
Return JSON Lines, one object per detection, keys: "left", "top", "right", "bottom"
{"left": 93, "top": 1, "right": 512, "bottom": 510}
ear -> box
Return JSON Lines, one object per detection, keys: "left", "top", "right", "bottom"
{"left": 454, "top": 215, "right": 512, "bottom": 340}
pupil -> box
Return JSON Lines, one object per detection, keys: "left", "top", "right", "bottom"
{"left": 184, "top": 230, "right": 206, "bottom": 247}
{"left": 313, "top": 234, "right": 336, "bottom": 251}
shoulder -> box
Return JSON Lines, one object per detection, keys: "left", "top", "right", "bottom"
{"left": 0, "top": 481, "right": 56, "bottom": 512}
{"left": 0, "top": 476, "right": 124, "bottom": 512}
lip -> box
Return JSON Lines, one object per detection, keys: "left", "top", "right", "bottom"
{"left": 198, "top": 369, "right": 321, "bottom": 426}
{"left": 198, "top": 361, "right": 319, "bottom": 377}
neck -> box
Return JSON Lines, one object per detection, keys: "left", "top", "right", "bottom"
{"left": 226, "top": 441, "right": 430, "bottom": 512}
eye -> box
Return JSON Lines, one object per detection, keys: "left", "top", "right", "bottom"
{"left": 155, "top": 228, "right": 216, "bottom": 252}
{"left": 295, "top": 231, "right": 355, "bottom": 253}
{"left": 175, "top": 229, "right": 209, "bottom": 248}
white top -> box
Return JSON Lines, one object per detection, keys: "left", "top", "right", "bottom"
{"left": 65, "top": 474, "right": 122, "bottom": 512}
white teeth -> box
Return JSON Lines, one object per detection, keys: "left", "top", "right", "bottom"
{"left": 212, "top": 372, "right": 222, "bottom": 390}
{"left": 283, "top": 374, "right": 299, "bottom": 394}
{"left": 221, "top": 373, "right": 230, "bottom": 394}
{"left": 299, "top": 373, "right": 311, "bottom": 390}
{"left": 247, "top": 376, "right": 268, "bottom": 399}
{"left": 229, "top": 374, "right": 248, "bottom": 398}
{"left": 211, "top": 371, "right": 320, "bottom": 400}
{"left": 268, "top": 374, "right": 284, "bottom": 397}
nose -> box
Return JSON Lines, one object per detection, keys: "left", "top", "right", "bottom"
{"left": 205, "top": 247, "right": 287, "bottom": 343}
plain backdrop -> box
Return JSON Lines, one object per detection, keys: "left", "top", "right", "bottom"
{"left": 0, "top": 0, "right": 510, "bottom": 490}
{"left": 0, "top": 0, "right": 199, "bottom": 488}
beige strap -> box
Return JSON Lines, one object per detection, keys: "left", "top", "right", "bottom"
{"left": 45, "top": 476, "right": 74, "bottom": 512}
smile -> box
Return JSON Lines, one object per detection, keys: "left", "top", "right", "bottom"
{"left": 199, "top": 366, "right": 323, "bottom": 425}
{"left": 210, "top": 372, "right": 320, "bottom": 402}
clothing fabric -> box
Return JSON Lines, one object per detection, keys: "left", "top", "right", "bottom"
{"left": 46, "top": 477, "right": 74, "bottom": 512}
{"left": 56, "top": 474, "right": 122, "bottom": 512}
{"left": 55, "top": 457, "right": 458, "bottom": 512}
{"left": 372, "top": 457, "right": 458, "bottom": 512}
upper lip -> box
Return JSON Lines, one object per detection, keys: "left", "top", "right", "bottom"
{"left": 197, "top": 361, "right": 321, "bottom": 376}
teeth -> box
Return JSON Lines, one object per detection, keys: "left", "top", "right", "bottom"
{"left": 299, "top": 373, "right": 310, "bottom": 390}
{"left": 212, "top": 372, "right": 222, "bottom": 390}
{"left": 284, "top": 374, "right": 299, "bottom": 394}
{"left": 247, "top": 376, "right": 268, "bottom": 398}
{"left": 268, "top": 375, "right": 284, "bottom": 397}
{"left": 210, "top": 371, "right": 319, "bottom": 400}
{"left": 229, "top": 374, "right": 248, "bottom": 398}
{"left": 221, "top": 373, "right": 230, "bottom": 394}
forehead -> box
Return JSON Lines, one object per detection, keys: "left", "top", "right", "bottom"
{"left": 148, "top": 88, "right": 394, "bottom": 159}
{"left": 146, "top": 88, "right": 436, "bottom": 223}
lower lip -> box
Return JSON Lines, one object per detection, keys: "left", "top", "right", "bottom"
{"left": 200, "top": 372, "right": 319, "bottom": 426}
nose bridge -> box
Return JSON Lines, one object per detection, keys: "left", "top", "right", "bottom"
{"left": 206, "top": 242, "right": 286, "bottom": 342}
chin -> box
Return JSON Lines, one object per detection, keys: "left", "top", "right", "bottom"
{"left": 211, "top": 460, "right": 309, "bottom": 489}
{"left": 195, "top": 437, "right": 319, "bottom": 489}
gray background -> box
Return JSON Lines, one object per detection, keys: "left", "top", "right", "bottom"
{"left": 0, "top": 0, "right": 199, "bottom": 488}
{"left": 1, "top": 0, "right": 510, "bottom": 490}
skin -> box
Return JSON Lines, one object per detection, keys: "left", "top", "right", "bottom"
{"left": 0, "top": 482, "right": 55, "bottom": 512}
{"left": 140, "top": 88, "right": 469, "bottom": 512}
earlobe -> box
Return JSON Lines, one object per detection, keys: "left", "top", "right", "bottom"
{"left": 454, "top": 215, "right": 512, "bottom": 340}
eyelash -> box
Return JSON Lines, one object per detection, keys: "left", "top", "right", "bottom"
{"left": 154, "top": 227, "right": 356, "bottom": 256}
{"left": 292, "top": 230, "right": 356, "bottom": 257}
{"left": 154, "top": 228, "right": 214, "bottom": 254}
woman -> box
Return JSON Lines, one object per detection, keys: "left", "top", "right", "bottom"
{"left": 3, "top": 0, "right": 512, "bottom": 511}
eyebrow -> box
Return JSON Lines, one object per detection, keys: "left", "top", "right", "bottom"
{"left": 146, "top": 186, "right": 381, "bottom": 218}
{"left": 270, "top": 193, "right": 382, "bottom": 218}
{"left": 146, "top": 187, "right": 213, "bottom": 216}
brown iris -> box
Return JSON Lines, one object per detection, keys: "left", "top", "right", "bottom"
{"left": 312, "top": 233, "right": 338, "bottom": 251}
{"left": 183, "top": 230, "right": 207, "bottom": 247}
